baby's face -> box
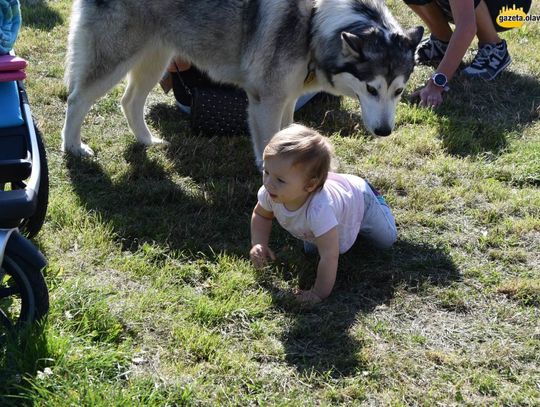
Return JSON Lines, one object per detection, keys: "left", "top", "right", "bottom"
{"left": 262, "top": 156, "right": 315, "bottom": 211}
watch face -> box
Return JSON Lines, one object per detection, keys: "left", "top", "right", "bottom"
{"left": 433, "top": 73, "right": 447, "bottom": 87}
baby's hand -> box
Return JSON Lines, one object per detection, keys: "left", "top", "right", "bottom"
{"left": 294, "top": 289, "right": 322, "bottom": 305}
{"left": 250, "top": 244, "right": 276, "bottom": 269}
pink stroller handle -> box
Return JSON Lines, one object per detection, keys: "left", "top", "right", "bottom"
{"left": 0, "top": 54, "right": 27, "bottom": 82}
{"left": 0, "top": 69, "right": 26, "bottom": 81}
{"left": 0, "top": 54, "right": 27, "bottom": 71}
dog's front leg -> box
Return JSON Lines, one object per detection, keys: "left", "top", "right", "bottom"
{"left": 247, "top": 95, "right": 287, "bottom": 166}
{"left": 62, "top": 90, "right": 96, "bottom": 157}
{"left": 281, "top": 99, "right": 296, "bottom": 129}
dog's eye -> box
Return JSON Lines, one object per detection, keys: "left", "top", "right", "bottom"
{"left": 366, "top": 85, "right": 378, "bottom": 97}
{"left": 395, "top": 88, "right": 404, "bottom": 96}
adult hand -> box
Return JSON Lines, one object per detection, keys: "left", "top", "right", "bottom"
{"left": 411, "top": 80, "right": 444, "bottom": 109}
{"left": 249, "top": 244, "right": 276, "bottom": 269}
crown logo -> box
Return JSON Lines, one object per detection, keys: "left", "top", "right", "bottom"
{"left": 497, "top": 4, "right": 527, "bottom": 28}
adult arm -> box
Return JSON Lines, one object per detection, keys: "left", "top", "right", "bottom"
{"left": 417, "top": 0, "right": 477, "bottom": 107}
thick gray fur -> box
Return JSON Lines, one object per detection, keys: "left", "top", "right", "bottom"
{"left": 62, "top": 0, "right": 423, "bottom": 163}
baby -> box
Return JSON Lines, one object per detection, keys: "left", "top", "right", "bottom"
{"left": 250, "top": 124, "right": 397, "bottom": 304}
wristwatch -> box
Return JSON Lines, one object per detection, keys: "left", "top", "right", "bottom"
{"left": 431, "top": 72, "right": 449, "bottom": 92}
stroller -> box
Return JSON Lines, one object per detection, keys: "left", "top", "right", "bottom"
{"left": 0, "top": 0, "right": 49, "bottom": 333}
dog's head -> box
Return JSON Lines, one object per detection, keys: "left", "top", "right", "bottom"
{"left": 330, "top": 26, "right": 423, "bottom": 137}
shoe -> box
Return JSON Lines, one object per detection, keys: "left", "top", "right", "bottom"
{"left": 463, "top": 40, "right": 511, "bottom": 81}
{"left": 415, "top": 34, "right": 449, "bottom": 66}
{"left": 175, "top": 100, "right": 191, "bottom": 115}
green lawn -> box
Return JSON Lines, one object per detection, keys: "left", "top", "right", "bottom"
{"left": 1, "top": 0, "right": 539, "bottom": 405}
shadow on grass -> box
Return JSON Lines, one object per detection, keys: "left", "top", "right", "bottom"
{"left": 66, "top": 95, "right": 462, "bottom": 379}
{"left": 260, "top": 238, "right": 459, "bottom": 378}
{"left": 407, "top": 70, "right": 540, "bottom": 157}
{"left": 21, "top": 2, "right": 63, "bottom": 31}
{"left": 65, "top": 142, "right": 258, "bottom": 255}
{"left": 81, "top": 97, "right": 459, "bottom": 379}
{"left": 147, "top": 102, "right": 259, "bottom": 184}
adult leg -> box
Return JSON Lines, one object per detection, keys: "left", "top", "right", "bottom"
{"left": 405, "top": 1, "right": 453, "bottom": 41}
{"left": 404, "top": 0, "right": 453, "bottom": 65}
{"left": 159, "top": 57, "right": 192, "bottom": 94}
{"left": 474, "top": 0, "right": 500, "bottom": 43}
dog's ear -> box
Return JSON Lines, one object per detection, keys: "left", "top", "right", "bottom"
{"left": 342, "top": 27, "right": 382, "bottom": 60}
{"left": 404, "top": 26, "right": 424, "bottom": 50}
{"left": 341, "top": 32, "right": 364, "bottom": 58}
{"left": 342, "top": 29, "right": 380, "bottom": 61}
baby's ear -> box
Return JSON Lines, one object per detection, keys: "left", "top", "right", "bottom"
{"left": 305, "top": 178, "right": 319, "bottom": 192}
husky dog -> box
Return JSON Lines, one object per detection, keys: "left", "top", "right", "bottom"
{"left": 62, "top": 0, "right": 423, "bottom": 163}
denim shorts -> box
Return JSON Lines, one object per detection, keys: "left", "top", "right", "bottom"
{"left": 358, "top": 182, "right": 397, "bottom": 249}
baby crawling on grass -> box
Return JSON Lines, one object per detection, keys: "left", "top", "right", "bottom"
{"left": 250, "top": 124, "right": 397, "bottom": 304}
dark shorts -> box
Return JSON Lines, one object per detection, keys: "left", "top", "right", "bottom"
{"left": 403, "top": 0, "right": 481, "bottom": 23}
{"left": 402, "top": 0, "right": 532, "bottom": 32}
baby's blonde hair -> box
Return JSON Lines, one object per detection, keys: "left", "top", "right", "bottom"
{"left": 263, "top": 124, "right": 334, "bottom": 191}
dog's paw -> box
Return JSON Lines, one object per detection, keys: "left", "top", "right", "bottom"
{"left": 62, "top": 143, "right": 95, "bottom": 157}
{"left": 145, "top": 136, "right": 169, "bottom": 147}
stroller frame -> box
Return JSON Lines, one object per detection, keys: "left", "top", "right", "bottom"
{"left": 0, "top": 57, "right": 49, "bottom": 330}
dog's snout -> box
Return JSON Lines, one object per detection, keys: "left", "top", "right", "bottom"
{"left": 374, "top": 127, "right": 392, "bottom": 137}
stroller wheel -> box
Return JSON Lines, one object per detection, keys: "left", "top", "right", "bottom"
{"left": 17, "top": 123, "right": 49, "bottom": 239}
{"left": 0, "top": 252, "right": 49, "bottom": 334}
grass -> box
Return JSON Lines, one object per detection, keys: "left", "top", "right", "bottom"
{"left": 1, "top": 0, "right": 539, "bottom": 405}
